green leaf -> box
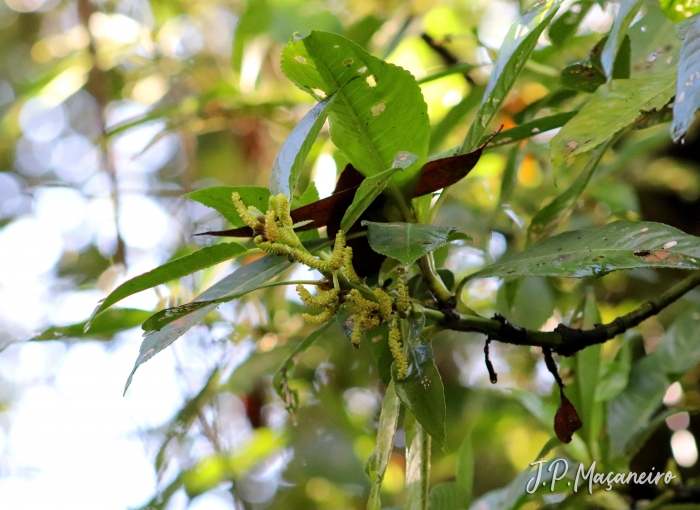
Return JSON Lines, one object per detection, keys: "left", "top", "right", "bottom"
{"left": 456, "top": 432, "right": 474, "bottom": 504}
{"left": 595, "top": 342, "right": 631, "bottom": 402}
{"left": 123, "top": 254, "right": 293, "bottom": 394}
{"left": 87, "top": 242, "right": 247, "bottom": 326}
{"left": 26, "top": 308, "right": 152, "bottom": 343}
{"left": 600, "top": 0, "right": 644, "bottom": 79}
{"left": 186, "top": 186, "right": 270, "bottom": 227}
{"left": 340, "top": 152, "right": 416, "bottom": 231}
{"left": 528, "top": 138, "right": 614, "bottom": 244}
{"left": 560, "top": 36, "right": 631, "bottom": 93}
{"left": 366, "top": 381, "right": 400, "bottom": 510}
{"left": 608, "top": 309, "right": 700, "bottom": 455}
{"left": 549, "top": 1, "right": 593, "bottom": 46}
{"left": 429, "top": 483, "right": 469, "bottom": 510}
{"left": 461, "top": 0, "right": 562, "bottom": 153}
{"left": 394, "top": 341, "right": 447, "bottom": 450}
{"left": 269, "top": 95, "right": 336, "bottom": 198}
{"left": 141, "top": 255, "right": 293, "bottom": 333}
{"left": 672, "top": 16, "right": 700, "bottom": 142}
{"left": 470, "top": 220, "right": 700, "bottom": 280}
{"left": 404, "top": 412, "right": 430, "bottom": 510}
{"left": 550, "top": 68, "right": 676, "bottom": 168}
{"left": 362, "top": 221, "right": 456, "bottom": 265}
{"left": 281, "top": 31, "right": 429, "bottom": 185}
{"left": 485, "top": 112, "right": 577, "bottom": 148}
{"left": 273, "top": 322, "right": 333, "bottom": 415}
{"left": 660, "top": 0, "right": 700, "bottom": 22}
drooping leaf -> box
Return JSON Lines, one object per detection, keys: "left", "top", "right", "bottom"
{"left": 269, "top": 95, "right": 336, "bottom": 198}
{"left": 528, "top": 138, "right": 614, "bottom": 244}
{"left": 273, "top": 322, "right": 333, "bottom": 415}
{"left": 123, "top": 254, "right": 293, "bottom": 394}
{"left": 363, "top": 221, "right": 456, "bottom": 266}
{"left": 600, "top": 0, "right": 644, "bottom": 79}
{"left": 672, "top": 15, "right": 700, "bottom": 142}
{"left": 27, "top": 308, "right": 152, "bottom": 344}
{"left": 460, "top": 0, "right": 562, "bottom": 153}
{"left": 87, "top": 242, "right": 247, "bottom": 326}
{"left": 550, "top": 67, "right": 676, "bottom": 168}
{"left": 472, "top": 220, "right": 700, "bottom": 280}
{"left": 660, "top": 0, "right": 700, "bottom": 23}
{"left": 186, "top": 186, "right": 271, "bottom": 227}
{"left": 366, "top": 381, "right": 401, "bottom": 510}
{"left": 554, "top": 392, "right": 583, "bottom": 443}
{"left": 560, "top": 36, "right": 631, "bottom": 93}
{"left": 549, "top": 1, "right": 593, "bottom": 46}
{"left": 340, "top": 154, "right": 413, "bottom": 231}
{"left": 393, "top": 341, "right": 447, "bottom": 450}
{"left": 413, "top": 148, "right": 489, "bottom": 196}
{"left": 281, "top": 31, "right": 429, "bottom": 185}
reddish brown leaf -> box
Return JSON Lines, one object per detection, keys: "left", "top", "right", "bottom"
{"left": 554, "top": 391, "right": 583, "bottom": 443}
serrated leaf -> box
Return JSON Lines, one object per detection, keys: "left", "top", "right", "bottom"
{"left": 123, "top": 254, "right": 293, "bottom": 394}
{"left": 600, "top": 0, "right": 644, "bottom": 79}
{"left": 273, "top": 322, "right": 333, "bottom": 415}
{"left": 281, "top": 31, "right": 429, "bottom": 185}
{"left": 362, "top": 221, "right": 456, "bottom": 265}
{"left": 186, "top": 186, "right": 270, "bottom": 227}
{"left": 269, "top": 95, "right": 335, "bottom": 198}
{"left": 461, "top": 0, "right": 562, "bottom": 153}
{"left": 366, "top": 381, "right": 400, "bottom": 510}
{"left": 672, "top": 15, "right": 700, "bottom": 142}
{"left": 528, "top": 138, "right": 613, "bottom": 244}
{"left": 26, "top": 308, "right": 152, "bottom": 344}
{"left": 550, "top": 68, "right": 676, "bottom": 168}
{"left": 470, "top": 220, "right": 700, "bottom": 280}
{"left": 87, "top": 242, "right": 247, "bottom": 326}
{"left": 393, "top": 341, "right": 446, "bottom": 450}
{"left": 660, "top": 0, "right": 700, "bottom": 23}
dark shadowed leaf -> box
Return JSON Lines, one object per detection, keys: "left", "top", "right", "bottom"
{"left": 550, "top": 68, "right": 676, "bottom": 168}
{"left": 461, "top": 0, "right": 561, "bottom": 153}
{"left": 281, "top": 31, "right": 429, "bottom": 185}
{"left": 186, "top": 186, "right": 270, "bottom": 227}
{"left": 560, "top": 36, "right": 630, "bottom": 92}
{"left": 470, "top": 221, "right": 700, "bottom": 280}
{"left": 124, "top": 254, "right": 293, "bottom": 394}
{"left": 87, "top": 242, "right": 247, "bottom": 326}
{"left": 269, "top": 94, "right": 335, "bottom": 198}
{"left": 672, "top": 16, "right": 700, "bottom": 142}
{"left": 600, "top": 0, "right": 644, "bottom": 79}
{"left": 554, "top": 392, "right": 583, "bottom": 443}
{"left": 363, "top": 221, "right": 456, "bottom": 265}
{"left": 528, "top": 138, "right": 614, "bottom": 244}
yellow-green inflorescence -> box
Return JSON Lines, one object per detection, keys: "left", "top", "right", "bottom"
{"left": 232, "top": 191, "right": 409, "bottom": 379}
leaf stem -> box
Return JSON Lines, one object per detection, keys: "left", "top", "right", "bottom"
{"left": 424, "top": 270, "right": 700, "bottom": 355}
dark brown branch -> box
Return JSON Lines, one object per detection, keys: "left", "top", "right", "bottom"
{"left": 420, "top": 33, "right": 476, "bottom": 85}
{"left": 423, "top": 271, "right": 700, "bottom": 356}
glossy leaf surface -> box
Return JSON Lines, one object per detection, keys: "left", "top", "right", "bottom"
{"left": 363, "top": 221, "right": 456, "bottom": 265}
{"left": 470, "top": 220, "right": 700, "bottom": 280}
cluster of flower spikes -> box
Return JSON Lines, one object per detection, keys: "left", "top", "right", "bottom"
{"left": 231, "top": 191, "right": 409, "bottom": 379}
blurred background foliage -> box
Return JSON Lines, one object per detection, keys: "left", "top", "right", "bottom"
{"left": 1, "top": 0, "right": 700, "bottom": 508}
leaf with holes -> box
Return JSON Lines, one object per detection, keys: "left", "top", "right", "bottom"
{"left": 281, "top": 31, "right": 429, "bottom": 186}
{"left": 550, "top": 68, "right": 676, "bottom": 168}
{"left": 461, "top": 0, "right": 562, "bottom": 153}
{"left": 672, "top": 16, "right": 700, "bottom": 142}
{"left": 124, "top": 253, "right": 294, "bottom": 394}
{"left": 469, "top": 220, "right": 700, "bottom": 280}
{"left": 87, "top": 242, "right": 247, "bottom": 327}
{"left": 362, "top": 221, "right": 456, "bottom": 265}
{"left": 186, "top": 186, "right": 270, "bottom": 227}
{"left": 269, "top": 94, "right": 336, "bottom": 198}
